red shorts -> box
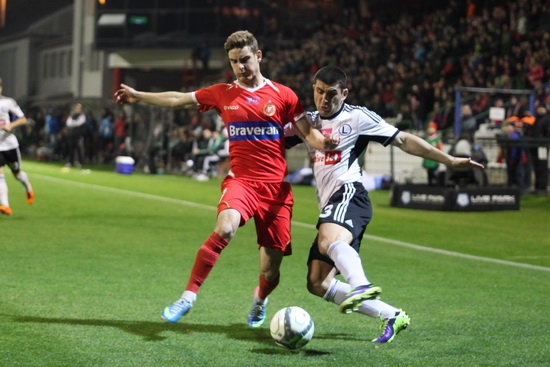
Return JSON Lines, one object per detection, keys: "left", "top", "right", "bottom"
{"left": 218, "top": 176, "right": 293, "bottom": 253}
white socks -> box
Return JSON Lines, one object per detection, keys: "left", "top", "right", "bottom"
{"left": 323, "top": 278, "right": 398, "bottom": 319}
{"left": 0, "top": 174, "right": 9, "bottom": 206}
{"left": 0, "top": 171, "right": 32, "bottom": 206}
{"left": 327, "top": 241, "right": 369, "bottom": 288}
{"left": 181, "top": 290, "right": 197, "bottom": 305}
{"left": 17, "top": 171, "right": 32, "bottom": 193}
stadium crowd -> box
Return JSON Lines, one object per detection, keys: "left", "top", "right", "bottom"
{"left": 260, "top": 0, "right": 550, "bottom": 132}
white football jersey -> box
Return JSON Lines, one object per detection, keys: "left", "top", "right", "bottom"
{"left": 296, "top": 104, "right": 399, "bottom": 209}
{"left": 0, "top": 96, "right": 25, "bottom": 150}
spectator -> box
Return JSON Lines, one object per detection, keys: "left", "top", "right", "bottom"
{"left": 114, "top": 111, "right": 127, "bottom": 156}
{"left": 194, "top": 127, "right": 229, "bottom": 181}
{"left": 531, "top": 106, "right": 550, "bottom": 193}
{"left": 98, "top": 108, "right": 114, "bottom": 163}
{"left": 169, "top": 126, "right": 194, "bottom": 172}
{"left": 422, "top": 122, "right": 443, "bottom": 186}
{"left": 409, "top": 85, "right": 422, "bottom": 131}
{"left": 500, "top": 121, "right": 531, "bottom": 194}
{"left": 84, "top": 110, "right": 97, "bottom": 164}
{"left": 188, "top": 128, "right": 214, "bottom": 176}
{"left": 147, "top": 122, "right": 169, "bottom": 175}
{"left": 446, "top": 132, "right": 488, "bottom": 187}
{"left": 192, "top": 42, "right": 212, "bottom": 70}
{"left": 45, "top": 107, "right": 61, "bottom": 151}
{"left": 527, "top": 58, "right": 545, "bottom": 88}
{"left": 64, "top": 103, "right": 87, "bottom": 169}
{"left": 460, "top": 104, "right": 477, "bottom": 138}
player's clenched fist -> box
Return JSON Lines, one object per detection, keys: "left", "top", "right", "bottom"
{"left": 324, "top": 134, "right": 340, "bottom": 149}
{"left": 114, "top": 83, "right": 140, "bottom": 104}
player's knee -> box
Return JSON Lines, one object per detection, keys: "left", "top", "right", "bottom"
{"left": 316, "top": 239, "right": 331, "bottom": 256}
{"left": 260, "top": 270, "right": 280, "bottom": 284}
{"left": 214, "top": 228, "right": 235, "bottom": 241}
{"left": 213, "top": 221, "right": 237, "bottom": 240}
{"left": 306, "top": 277, "right": 325, "bottom": 297}
{"left": 214, "top": 209, "right": 241, "bottom": 240}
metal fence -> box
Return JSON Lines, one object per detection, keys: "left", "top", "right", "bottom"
{"left": 19, "top": 99, "right": 549, "bottom": 194}
{"left": 287, "top": 133, "right": 549, "bottom": 193}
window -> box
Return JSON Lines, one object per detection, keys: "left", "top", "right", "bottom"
{"left": 85, "top": 45, "right": 100, "bottom": 71}
{"left": 43, "top": 53, "right": 49, "bottom": 79}
{"left": 59, "top": 51, "right": 65, "bottom": 77}
{"left": 50, "top": 52, "right": 57, "bottom": 78}
{"left": 67, "top": 50, "right": 73, "bottom": 76}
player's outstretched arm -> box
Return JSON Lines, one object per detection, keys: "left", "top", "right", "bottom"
{"left": 392, "top": 131, "right": 485, "bottom": 169}
{"left": 114, "top": 83, "right": 196, "bottom": 109}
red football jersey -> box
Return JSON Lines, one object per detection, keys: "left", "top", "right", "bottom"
{"left": 195, "top": 79, "right": 305, "bottom": 182}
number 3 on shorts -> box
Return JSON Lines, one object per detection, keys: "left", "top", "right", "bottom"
{"left": 319, "top": 204, "right": 333, "bottom": 219}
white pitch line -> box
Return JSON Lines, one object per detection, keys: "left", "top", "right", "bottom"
{"left": 292, "top": 221, "right": 550, "bottom": 272}
{"left": 34, "top": 173, "right": 217, "bottom": 211}
{"left": 34, "top": 173, "right": 550, "bottom": 272}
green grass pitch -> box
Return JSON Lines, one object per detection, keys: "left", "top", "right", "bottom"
{"left": 1, "top": 161, "right": 549, "bottom": 367}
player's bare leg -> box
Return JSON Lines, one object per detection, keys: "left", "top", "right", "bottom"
{"left": 307, "top": 260, "right": 409, "bottom": 343}
{"left": 0, "top": 168, "right": 12, "bottom": 215}
{"left": 247, "top": 246, "right": 283, "bottom": 327}
{"left": 317, "top": 223, "right": 381, "bottom": 313}
{"left": 161, "top": 208, "right": 239, "bottom": 323}
{"left": 15, "top": 171, "right": 34, "bottom": 204}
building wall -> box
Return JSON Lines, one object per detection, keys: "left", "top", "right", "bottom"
{"left": 38, "top": 45, "right": 73, "bottom": 97}
{"left": 71, "top": 0, "right": 105, "bottom": 99}
{"left": 0, "top": 38, "right": 30, "bottom": 99}
{"left": 0, "top": 1, "right": 107, "bottom": 104}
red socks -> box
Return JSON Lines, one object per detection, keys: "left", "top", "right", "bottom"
{"left": 257, "top": 273, "right": 280, "bottom": 300}
{"left": 186, "top": 232, "right": 229, "bottom": 293}
{"left": 185, "top": 232, "right": 280, "bottom": 301}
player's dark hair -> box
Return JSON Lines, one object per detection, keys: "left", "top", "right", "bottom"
{"left": 224, "top": 30, "right": 258, "bottom": 54}
{"left": 314, "top": 66, "right": 347, "bottom": 91}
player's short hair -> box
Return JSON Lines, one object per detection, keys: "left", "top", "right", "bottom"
{"left": 224, "top": 30, "right": 258, "bottom": 54}
{"left": 314, "top": 66, "right": 347, "bottom": 91}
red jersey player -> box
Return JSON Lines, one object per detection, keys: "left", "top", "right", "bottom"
{"left": 115, "top": 30, "right": 338, "bottom": 327}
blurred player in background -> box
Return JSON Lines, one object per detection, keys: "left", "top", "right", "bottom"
{"left": 0, "top": 78, "right": 34, "bottom": 215}
{"left": 286, "top": 66, "right": 485, "bottom": 343}
{"left": 115, "top": 30, "right": 338, "bottom": 327}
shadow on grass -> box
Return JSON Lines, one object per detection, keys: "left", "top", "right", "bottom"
{"left": 11, "top": 315, "right": 344, "bottom": 355}
{"left": 251, "top": 348, "right": 330, "bottom": 356}
{"left": 12, "top": 315, "right": 264, "bottom": 342}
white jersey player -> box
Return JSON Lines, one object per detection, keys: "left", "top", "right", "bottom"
{"left": 286, "top": 66, "right": 484, "bottom": 343}
{"left": 0, "top": 79, "right": 34, "bottom": 215}
{"left": 304, "top": 104, "right": 398, "bottom": 211}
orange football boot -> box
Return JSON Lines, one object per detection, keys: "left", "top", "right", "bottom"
{"left": 0, "top": 206, "right": 12, "bottom": 215}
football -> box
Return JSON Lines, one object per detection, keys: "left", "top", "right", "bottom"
{"left": 269, "top": 306, "right": 314, "bottom": 350}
